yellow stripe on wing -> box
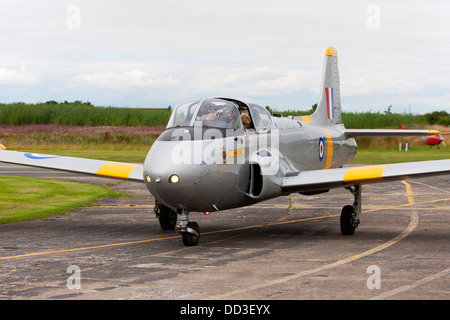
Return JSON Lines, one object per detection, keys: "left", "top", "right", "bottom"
{"left": 96, "top": 163, "right": 140, "bottom": 179}
{"left": 343, "top": 165, "right": 386, "bottom": 183}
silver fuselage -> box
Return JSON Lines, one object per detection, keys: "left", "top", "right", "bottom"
{"left": 143, "top": 115, "right": 357, "bottom": 213}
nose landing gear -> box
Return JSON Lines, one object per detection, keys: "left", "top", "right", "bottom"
{"left": 177, "top": 209, "right": 200, "bottom": 246}
{"left": 154, "top": 201, "right": 200, "bottom": 246}
{"left": 154, "top": 202, "right": 200, "bottom": 246}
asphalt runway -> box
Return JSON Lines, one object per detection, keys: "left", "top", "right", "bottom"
{"left": 0, "top": 163, "right": 448, "bottom": 301}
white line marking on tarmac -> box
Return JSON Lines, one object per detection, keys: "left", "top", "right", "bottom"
{"left": 205, "top": 181, "right": 420, "bottom": 300}
{"left": 370, "top": 268, "right": 450, "bottom": 300}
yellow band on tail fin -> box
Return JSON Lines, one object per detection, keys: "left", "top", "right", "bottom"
{"left": 325, "top": 47, "right": 337, "bottom": 56}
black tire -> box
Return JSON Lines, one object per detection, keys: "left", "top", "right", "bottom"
{"left": 340, "top": 205, "right": 356, "bottom": 235}
{"left": 181, "top": 222, "right": 200, "bottom": 246}
{"left": 158, "top": 205, "right": 177, "bottom": 230}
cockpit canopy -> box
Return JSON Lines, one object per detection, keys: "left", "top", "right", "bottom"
{"left": 167, "top": 98, "right": 241, "bottom": 129}
{"left": 166, "top": 98, "right": 271, "bottom": 131}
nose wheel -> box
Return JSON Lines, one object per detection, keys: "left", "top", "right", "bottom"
{"left": 181, "top": 221, "right": 200, "bottom": 246}
{"left": 177, "top": 210, "right": 200, "bottom": 246}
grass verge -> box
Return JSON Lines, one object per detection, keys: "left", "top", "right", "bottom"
{"left": 0, "top": 175, "right": 128, "bottom": 224}
{"left": 351, "top": 146, "right": 450, "bottom": 164}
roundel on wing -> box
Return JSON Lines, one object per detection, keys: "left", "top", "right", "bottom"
{"left": 318, "top": 137, "right": 325, "bottom": 161}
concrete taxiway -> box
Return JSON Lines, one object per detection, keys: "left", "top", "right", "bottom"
{"left": 0, "top": 163, "right": 448, "bottom": 300}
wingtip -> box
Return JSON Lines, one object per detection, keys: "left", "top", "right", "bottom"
{"left": 325, "top": 47, "right": 337, "bottom": 57}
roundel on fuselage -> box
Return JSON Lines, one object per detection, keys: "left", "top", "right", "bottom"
{"left": 318, "top": 137, "right": 325, "bottom": 161}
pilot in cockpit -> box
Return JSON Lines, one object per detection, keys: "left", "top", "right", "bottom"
{"left": 196, "top": 103, "right": 218, "bottom": 121}
{"left": 221, "top": 105, "right": 239, "bottom": 128}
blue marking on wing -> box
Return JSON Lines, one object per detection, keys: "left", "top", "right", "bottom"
{"left": 24, "top": 153, "right": 58, "bottom": 160}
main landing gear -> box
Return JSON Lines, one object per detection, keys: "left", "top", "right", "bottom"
{"left": 341, "top": 185, "right": 361, "bottom": 235}
{"left": 154, "top": 201, "right": 200, "bottom": 246}
{"left": 154, "top": 201, "right": 177, "bottom": 230}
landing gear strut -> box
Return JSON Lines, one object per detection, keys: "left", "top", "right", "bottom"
{"left": 341, "top": 185, "right": 361, "bottom": 235}
{"left": 177, "top": 209, "right": 200, "bottom": 246}
{"left": 154, "top": 202, "right": 200, "bottom": 246}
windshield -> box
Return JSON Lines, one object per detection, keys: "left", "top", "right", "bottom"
{"left": 248, "top": 103, "right": 271, "bottom": 129}
{"left": 166, "top": 100, "right": 201, "bottom": 128}
{"left": 167, "top": 98, "right": 242, "bottom": 129}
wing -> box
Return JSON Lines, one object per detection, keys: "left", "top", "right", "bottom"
{"left": 345, "top": 129, "right": 440, "bottom": 138}
{"left": 0, "top": 150, "right": 143, "bottom": 181}
{"left": 282, "top": 159, "right": 450, "bottom": 194}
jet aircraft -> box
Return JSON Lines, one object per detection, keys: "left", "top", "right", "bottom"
{"left": 424, "top": 132, "right": 449, "bottom": 148}
{"left": 1, "top": 47, "right": 450, "bottom": 246}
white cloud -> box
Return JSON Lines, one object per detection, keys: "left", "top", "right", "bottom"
{"left": 0, "top": 65, "right": 38, "bottom": 86}
{"left": 74, "top": 70, "right": 180, "bottom": 89}
{"left": 1, "top": 0, "right": 449, "bottom": 112}
{"left": 341, "top": 69, "right": 422, "bottom": 96}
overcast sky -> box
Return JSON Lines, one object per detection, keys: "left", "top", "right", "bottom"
{"left": 1, "top": 0, "right": 450, "bottom": 114}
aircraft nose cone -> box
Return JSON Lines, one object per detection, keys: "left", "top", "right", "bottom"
{"left": 142, "top": 138, "right": 249, "bottom": 212}
{"left": 143, "top": 141, "right": 199, "bottom": 210}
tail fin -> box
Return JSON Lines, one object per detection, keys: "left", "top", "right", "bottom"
{"left": 309, "top": 47, "right": 342, "bottom": 126}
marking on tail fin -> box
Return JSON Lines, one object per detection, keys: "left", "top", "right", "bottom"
{"left": 325, "top": 87, "right": 334, "bottom": 119}
{"left": 326, "top": 47, "right": 337, "bottom": 56}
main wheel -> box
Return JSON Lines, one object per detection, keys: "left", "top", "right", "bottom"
{"left": 181, "top": 222, "right": 200, "bottom": 246}
{"left": 340, "top": 205, "right": 356, "bottom": 235}
{"left": 158, "top": 205, "right": 177, "bottom": 230}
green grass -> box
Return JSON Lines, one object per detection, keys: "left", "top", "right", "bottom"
{"left": 0, "top": 101, "right": 171, "bottom": 127}
{"left": 351, "top": 146, "right": 450, "bottom": 164}
{"left": 0, "top": 125, "right": 160, "bottom": 153}
{"left": 0, "top": 175, "right": 128, "bottom": 224}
